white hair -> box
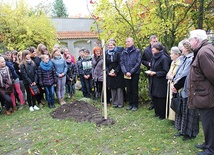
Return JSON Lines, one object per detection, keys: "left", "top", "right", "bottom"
{"left": 189, "top": 29, "right": 207, "bottom": 42}
{"left": 178, "top": 40, "right": 184, "bottom": 50}
{"left": 171, "top": 46, "right": 181, "bottom": 55}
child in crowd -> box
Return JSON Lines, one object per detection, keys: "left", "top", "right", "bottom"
{"left": 62, "top": 47, "right": 75, "bottom": 64}
{"left": 82, "top": 49, "right": 93, "bottom": 98}
{"left": 20, "top": 50, "right": 40, "bottom": 112}
{"left": 52, "top": 48, "right": 68, "bottom": 105}
{"left": 76, "top": 49, "right": 87, "bottom": 97}
{"left": 65, "top": 54, "right": 77, "bottom": 99}
{"left": 0, "top": 56, "right": 15, "bottom": 115}
{"left": 17, "top": 52, "right": 26, "bottom": 102}
{"left": 29, "top": 46, "right": 45, "bottom": 106}
{"left": 38, "top": 55, "right": 57, "bottom": 108}
{"left": 11, "top": 50, "right": 26, "bottom": 110}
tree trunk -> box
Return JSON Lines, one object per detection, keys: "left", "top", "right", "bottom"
{"left": 198, "top": 0, "right": 204, "bottom": 29}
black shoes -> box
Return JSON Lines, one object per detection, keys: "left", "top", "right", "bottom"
{"left": 197, "top": 151, "right": 209, "bottom": 155}
{"left": 113, "top": 105, "right": 124, "bottom": 108}
{"left": 148, "top": 105, "right": 154, "bottom": 110}
{"left": 174, "top": 132, "right": 182, "bottom": 137}
{"left": 158, "top": 117, "right": 164, "bottom": 120}
{"left": 131, "top": 107, "right": 138, "bottom": 111}
{"left": 126, "top": 106, "right": 133, "bottom": 110}
{"left": 195, "top": 144, "right": 206, "bottom": 150}
{"left": 126, "top": 106, "right": 137, "bottom": 111}
{"left": 118, "top": 105, "right": 124, "bottom": 108}
{"left": 154, "top": 114, "right": 159, "bottom": 117}
{"left": 112, "top": 105, "right": 118, "bottom": 108}
{"left": 182, "top": 135, "right": 196, "bottom": 140}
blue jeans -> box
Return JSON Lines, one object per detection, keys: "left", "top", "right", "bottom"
{"left": 44, "top": 85, "right": 55, "bottom": 104}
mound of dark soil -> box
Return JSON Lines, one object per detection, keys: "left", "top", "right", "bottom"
{"left": 51, "top": 101, "right": 115, "bottom": 126}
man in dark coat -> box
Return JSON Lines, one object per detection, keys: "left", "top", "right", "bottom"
{"left": 120, "top": 37, "right": 142, "bottom": 111}
{"left": 142, "top": 35, "right": 170, "bottom": 110}
{"left": 188, "top": 29, "right": 214, "bottom": 155}
{"left": 142, "top": 35, "right": 158, "bottom": 110}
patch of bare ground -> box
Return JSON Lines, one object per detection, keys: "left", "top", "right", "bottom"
{"left": 51, "top": 101, "right": 115, "bottom": 126}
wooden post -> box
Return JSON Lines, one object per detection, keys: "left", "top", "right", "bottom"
{"left": 102, "top": 39, "right": 107, "bottom": 120}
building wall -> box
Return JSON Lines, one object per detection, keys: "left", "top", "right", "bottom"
{"left": 51, "top": 18, "right": 95, "bottom": 32}
{"left": 59, "top": 38, "right": 98, "bottom": 59}
{"left": 51, "top": 18, "right": 98, "bottom": 59}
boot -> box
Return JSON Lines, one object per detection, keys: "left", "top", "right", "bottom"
{"left": 48, "top": 103, "right": 51, "bottom": 108}
{"left": 12, "top": 107, "right": 16, "bottom": 113}
{"left": 58, "top": 98, "right": 62, "bottom": 105}
{"left": 51, "top": 103, "right": 55, "bottom": 108}
{"left": 6, "top": 110, "right": 11, "bottom": 116}
{"left": 61, "top": 98, "right": 66, "bottom": 105}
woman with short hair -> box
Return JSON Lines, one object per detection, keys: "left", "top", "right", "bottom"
{"left": 166, "top": 46, "right": 182, "bottom": 120}
{"left": 147, "top": 42, "right": 170, "bottom": 119}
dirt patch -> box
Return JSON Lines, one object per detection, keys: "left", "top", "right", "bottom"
{"left": 50, "top": 101, "right": 115, "bottom": 126}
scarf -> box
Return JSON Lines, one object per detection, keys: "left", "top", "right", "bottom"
{"left": 40, "top": 61, "right": 53, "bottom": 71}
{"left": 107, "top": 48, "right": 115, "bottom": 62}
{"left": 0, "top": 66, "right": 12, "bottom": 88}
{"left": 55, "top": 56, "right": 61, "bottom": 59}
{"left": 153, "top": 51, "right": 163, "bottom": 60}
{"left": 127, "top": 45, "right": 134, "bottom": 53}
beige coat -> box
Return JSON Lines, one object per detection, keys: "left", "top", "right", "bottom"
{"left": 166, "top": 57, "right": 181, "bottom": 120}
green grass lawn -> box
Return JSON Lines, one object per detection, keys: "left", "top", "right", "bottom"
{"left": 0, "top": 90, "right": 204, "bottom": 155}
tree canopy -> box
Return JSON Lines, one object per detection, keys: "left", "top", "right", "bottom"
{"left": 0, "top": 0, "right": 58, "bottom": 53}
{"left": 91, "top": 0, "right": 214, "bottom": 50}
{"left": 52, "top": 0, "right": 68, "bottom": 17}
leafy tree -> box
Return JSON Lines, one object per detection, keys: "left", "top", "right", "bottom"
{"left": 52, "top": 0, "right": 68, "bottom": 17}
{"left": 91, "top": 0, "right": 214, "bottom": 50}
{"left": 91, "top": 0, "right": 214, "bottom": 102}
{"left": 0, "top": 0, "right": 58, "bottom": 53}
{"left": 191, "top": 0, "right": 214, "bottom": 30}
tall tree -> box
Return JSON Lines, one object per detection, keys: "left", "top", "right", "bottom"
{"left": 191, "top": 0, "right": 214, "bottom": 30}
{"left": 52, "top": 0, "right": 68, "bottom": 17}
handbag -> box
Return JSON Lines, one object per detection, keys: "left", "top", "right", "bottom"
{"left": 170, "top": 93, "right": 182, "bottom": 115}
{"left": 29, "top": 85, "right": 40, "bottom": 96}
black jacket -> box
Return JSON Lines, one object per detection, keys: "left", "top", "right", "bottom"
{"left": 149, "top": 51, "right": 170, "bottom": 98}
{"left": 106, "top": 49, "right": 125, "bottom": 89}
{"left": 20, "top": 61, "right": 38, "bottom": 85}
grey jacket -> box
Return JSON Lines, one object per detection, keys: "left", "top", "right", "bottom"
{"left": 173, "top": 52, "right": 194, "bottom": 98}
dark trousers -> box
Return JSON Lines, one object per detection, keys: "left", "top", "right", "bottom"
{"left": 24, "top": 84, "right": 37, "bottom": 107}
{"left": 37, "top": 86, "right": 44, "bottom": 103}
{"left": 79, "top": 75, "right": 87, "bottom": 97}
{"left": 95, "top": 81, "right": 103, "bottom": 96}
{"left": 84, "top": 77, "right": 92, "bottom": 97}
{"left": 199, "top": 107, "right": 214, "bottom": 154}
{"left": 125, "top": 74, "right": 139, "bottom": 108}
{"left": 0, "top": 93, "right": 13, "bottom": 110}
{"left": 153, "top": 97, "right": 166, "bottom": 119}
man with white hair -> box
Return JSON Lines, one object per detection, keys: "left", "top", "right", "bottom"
{"left": 188, "top": 29, "right": 214, "bottom": 155}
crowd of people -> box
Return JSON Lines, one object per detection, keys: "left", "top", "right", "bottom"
{"left": 0, "top": 29, "right": 213, "bottom": 155}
